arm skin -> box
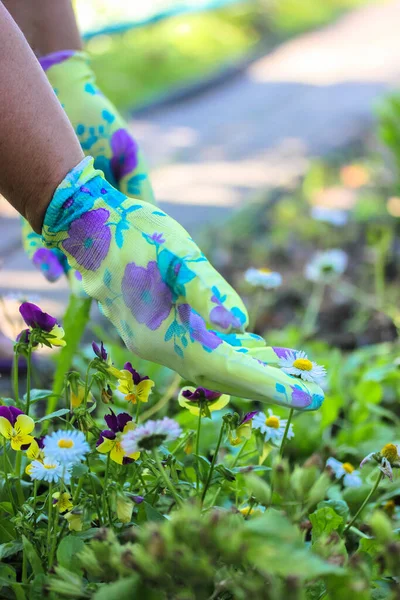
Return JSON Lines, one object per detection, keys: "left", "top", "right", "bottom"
{"left": 0, "top": 1, "right": 84, "bottom": 233}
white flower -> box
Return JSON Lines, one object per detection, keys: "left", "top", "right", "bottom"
{"left": 326, "top": 458, "right": 362, "bottom": 488}
{"left": 252, "top": 409, "right": 294, "bottom": 445}
{"left": 43, "top": 430, "right": 90, "bottom": 465}
{"left": 29, "top": 458, "right": 72, "bottom": 484}
{"left": 278, "top": 350, "right": 326, "bottom": 385}
{"left": 244, "top": 268, "right": 282, "bottom": 289}
{"left": 122, "top": 417, "right": 182, "bottom": 454}
{"left": 304, "top": 249, "right": 348, "bottom": 282}
{"left": 311, "top": 206, "right": 348, "bottom": 227}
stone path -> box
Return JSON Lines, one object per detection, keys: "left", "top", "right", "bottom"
{"left": 1, "top": 0, "right": 400, "bottom": 319}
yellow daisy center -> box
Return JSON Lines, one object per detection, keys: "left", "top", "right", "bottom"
{"left": 293, "top": 358, "right": 313, "bottom": 371}
{"left": 342, "top": 462, "right": 354, "bottom": 474}
{"left": 58, "top": 439, "right": 74, "bottom": 449}
{"left": 265, "top": 415, "right": 280, "bottom": 429}
{"left": 381, "top": 443, "right": 398, "bottom": 463}
{"left": 259, "top": 268, "right": 271, "bottom": 274}
{"left": 44, "top": 464, "right": 57, "bottom": 470}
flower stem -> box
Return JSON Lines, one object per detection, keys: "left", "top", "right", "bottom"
{"left": 102, "top": 453, "right": 113, "bottom": 526}
{"left": 140, "top": 374, "right": 181, "bottom": 422}
{"left": 12, "top": 351, "right": 20, "bottom": 406}
{"left": 195, "top": 408, "right": 202, "bottom": 493}
{"left": 135, "top": 401, "right": 141, "bottom": 424}
{"left": 232, "top": 439, "right": 249, "bottom": 468}
{"left": 201, "top": 423, "right": 225, "bottom": 505}
{"left": 47, "top": 483, "right": 53, "bottom": 551}
{"left": 301, "top": 283, "right": 325, "bottom": 338}
{"left": 25, "top": 341, "right": 32, "bottom": 416}
{"left": 14, "top": 452, "right": 24, "bottom": 506}
{"left": 279, "top": 408, "right": 294, "bottom": 458}
{"left": 344, "top": 471, "right": 383, "bottom": 534}
{"left": 152, "top": 449, "right": 183, "bottom": 508}
{"left": 49, "top": 504, "right": 59, "bottom": 569}
{"left": 86, "top": 457, "right": 103, "bottom": 526}
{"left": 2, "top": 440, "right": 15, "bottom": 514}
{"left": 72, "top": 476, "right": 84, "bottom": 505}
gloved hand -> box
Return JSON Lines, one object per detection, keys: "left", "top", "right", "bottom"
{"left": 42, "top": 157, "right": 324, "bottom": 409}
{"left": 22, "top": 50, "right": 154, "bottom": 289}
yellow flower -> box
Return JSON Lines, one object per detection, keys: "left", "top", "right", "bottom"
{"left": 64, "top": 510, "right": 83, "bottom": 531}
{"left": 96, "top": 420, "right": 140, "bottom": 465}
{"left": 52, "top": 492, "right": 73, "bottom": 513}
{"left": 178, "top": 387, "right": 230, "bottom": 416}
{"left": 116, "top": 496, "right": 133, "bottom": 524}
{"left": 47, "top": 324, "right": 66, "bottom": 347}
{"left": 381, "top": 444, "right": 399, "bottom": 464}
{"left": 0, "top": 411, "right": 35, "bottom": 451}
{"left": 70, "top": 384, "right": 94, "bottom": 409}
{"left": 239, "top": 506, "right": 263, "bottom": 519}
{"left": 117, "top": 369, "right": 154, "bottom": 405}
{"left": 25, "top": 438, "right": 45, "bottom": 474}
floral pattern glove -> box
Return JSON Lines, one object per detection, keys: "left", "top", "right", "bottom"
{"left": 23, "top": 50, "right": 154, "bottom": 287}
{"left": 42, "top": 157, "right": 325, "bottom": 409}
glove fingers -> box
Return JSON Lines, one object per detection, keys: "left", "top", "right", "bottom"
{"left": 213, "top": 331, "right": 266, "bottom": 349}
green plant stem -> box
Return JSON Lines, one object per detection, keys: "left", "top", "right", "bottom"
{"left": 102, "top": 453, "right": 112, "bottom": 525}
{"left": 32, "top": 480, "right": 38, "bottom": 531}
{"left": 22, "top": 544, "right": 27, "bottom": 584}
{"left": 344, "top": 471, "right": 383, "bottom": 534}
{"left": 2, "top": 440, "right": 15, "bottom": 514}
{"left": 83, "top": 360, "right": 95, "bottom": 411}
{"left": 86, "top": 457, "right": 103, "bottom": 526}
{"left": 25, "top": 342, "right": 32, "bottom": 416}
{"left": 231, "top": 439, "right": 249, "bottom": 468}
{"left": 201, "top": 423, "right": 225, "bottom": 505}
{"left": 14, "top": 452, "right": 24, "bottom": 506}
{"left": 47, "top": 483, "right": 53, "bottom": 551}
{"left": 140, "top": 373, "right": 181, "bottom": 422}
{"left": 249, "top": 289, "right": 265, "bottom": 332}
{"left": 13, "top": 351, "right": 20, "bottom": 406}
{"left": 195, "top": 408, "right": 203, "bottom": 493}
{"left": 73, "top": 476, "right": 84, "bottom": 505}
{"left": 135, "top": 401, "right": 141, "bottom": 424}
{"left": 301, "top": 282, "right": 325, "bottom": 337}
{"left": 49, "top": 505, "right": 59, "bottom": 569}
{"left": 279, "top": 408, "right": 294, "bottom": 458}
{"left": 152, "top": 449, "right": 183, "bottom": 508}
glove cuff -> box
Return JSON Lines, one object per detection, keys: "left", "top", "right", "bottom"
{"left": 39, "top": 50, "right": 95, "bottom": 89}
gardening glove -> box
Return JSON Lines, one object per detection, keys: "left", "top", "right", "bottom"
{"left": 42, "top": 157, "right": 325, "bottom": 410}
{"left": 22, "top": 50, "right": 154, "bottom": 291}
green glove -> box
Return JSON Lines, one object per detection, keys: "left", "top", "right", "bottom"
{"left": 42, "top": 157, "right": 325, "bottom": 409}
{"left": 22, "top": 50, "right": 154, "bottom": 287}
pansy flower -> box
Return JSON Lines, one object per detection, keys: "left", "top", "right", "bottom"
{"left": 117, "top": 362, "right": 154, "bottom": 405}
{"left": 361, "top": 443, "right": 400, "bottom": 482}
{"left": 64, "top": 509, "right": 83, "bottom": 531}
{"left": 326, "top": 457, "right": 362, "bottom": 488}
{"left": 0, "top": 406, "right": 35, "bottom": 450}
{"left": 18, "top": 302, "right": 66, "bottom": 347}
{"left": 92, "top": 341, "right": 108, "bottom": 361}
{"left": 69, "top": 383, "right": 94, "bottom": 409}
{"left": 122, "top": 417, "right": 182, "bottom": 453}
{"left": 228, "top": 411, "right": 258, "bottom": 446}
{"left": 52, "top": 492, "right": 73, "bottom": 513}
{"left": 96, "top": 410, "right": 140, "bottom": 465}
{"left": 91, "top": 340, "right": 121, "bottom": 378}
{"left": 24, "top": 437, "right": 45, "bottom": 474}
{"left": 178, "top": 386, "right": 230, "bottom": 417}
{"left": 43, "top": 430, "right": 90, "bottom": 465}
{"left": 278, "top": 350, "right": 326, "bottom": 385}
{"left": 252, "top": 409, "right": 294, "bottom": 445}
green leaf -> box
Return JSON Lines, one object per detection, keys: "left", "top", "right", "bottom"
{"left": 193, "top": 454, "right": 211, "bottom": 482}
{"left": 0, "top": 563, "right": 16, "bottom": 586}
{"left": 144, "top": 502, "right": 166, "bottom": 522}
{"left": 57, "top": 536, "right": 85, "bottom": 573}
{"left": 36, "top": 409, "right": 70, "bottom": 423}
{"left": 309, "top": 507, "right": 344, "bottom": 542}
{"left": 22, "top": 535, "right": 44, "bottom": 574}
{"left": 318, "top": 500, "right": 349, "bottom": 531}
{"left": 71, "top": 463, "right": 89, "bottom": 478}
{"left": 23, "top": 389, "right": 57, "bottom": 404}
{"left": 245, "top": 473, "right": 271, "bottom": 506}
{"left": 50, "top": 295, "right": 92, "bottom": 412}
{"left": 93, "top": 576, "right": 140, "bottom": 599}
{"left": 0, "top": 540, "right": 23, "bottom": 560}
{"left": 354, "top": 380, "right": 383, "bottom": 405}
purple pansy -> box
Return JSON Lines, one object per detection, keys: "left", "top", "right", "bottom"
{"left": 132, "top": 495, "right": 144, "bottom": 504}
{"left": 19, "top": 302, "right": 57, "bottom": 332}
{"left": 240, "top": 411, "right": 258, "bottom": 425}
{"left": 92, "top": 341, "right": 108, "bottom": 361}
{"left": 62, "top": 209, "right": 111, "bottom": 271}
{"left": 32, "top": 248, "right": 64, "bottom": 283}
{"left": 96, "top": 410, "right": 132, "bottom": 446}
{"left": 39, "top": 50, "right": 75, "bottom": 72}
{"left": 178, "top": 304, "right": 222, "bottom": 351}
{"left": 124, "top": 362, "right": 149, "bottom": 384}
{"left": 182, "top": 387, "right": 221, "bottom": 402}
{"left": 0, "top": 406, "right": 24, "bottom": 425}
{"left": 110, "top": 129, "right": 139, "bottom": 182}
{"left": 16, "top": 329, "right": 31, "bottom": 344}
{"left": 122, "top": 261, "right": 173, "bottom": 330}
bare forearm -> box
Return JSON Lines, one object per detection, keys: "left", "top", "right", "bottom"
{"left": 0, "top": 2, "right": 83, "bottom": 232}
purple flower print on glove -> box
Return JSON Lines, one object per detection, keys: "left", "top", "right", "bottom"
{"left": 210, "top": 304, "right": 242, "bottom": 330}
{"left": 122, "top": 261, "right": 173, "bottom": 330}
{"left": 62, "top": 209, "right": 111, "bottom": 271}
{"left": 178, "top": 304, "right": 222, "bottom": 351}
{"left": 110, "top": 129, "right": 139, "bottom": 182}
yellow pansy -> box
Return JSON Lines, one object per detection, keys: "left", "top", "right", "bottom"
{"left": 117, "top": 364, "right": 154, "bottom": 405}
{"left": 53, "top": 492, "right": 73, "bottom": 513}
{"left": 0, "top": 408, "right": 35, "bottom": 451}
{"left": 70, "top": 384, "right": 94, "bottom": 409}
{"left": 116, "top": 496, "right": 134, "bottom": 524}
{"left": 25, "top": 438, "right": 45, "bottom": 474}
{"left": 96, "top": 412, "right": 140, "bottom": 465}
{"left": 178, "top": 386, "right": 230, "bottom": 416}
{"left": 64, "top": 510, "right": 83, "bottom": 531}
{"left": 47, "top": 324, "right": 66, "bottom": 347}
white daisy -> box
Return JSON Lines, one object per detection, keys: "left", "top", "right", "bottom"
{"left": 252, "top": 409, "right": 294, "bottom": 445}
{"left": 244, "top": 268, "right": 282, "bottom": 289}
{"left": 326, "top": 457, "right": 362, "bottom": 488}
{"left": 278, "top": 350, "right": 326, "bottom": 385}
{"left": 304, "top": 249, "right": 348, "bottom": 282}
{"left": 121, "top": 417, "right": 182, "bottom": 454}
{"left": 29, "top": 458, "right": 72, "bottom": 484}
{"left": 43, "top": 430, "right": 90, "bottom": 465}
{"left": 311, "top": 206, "right": 348, "bottom": 227}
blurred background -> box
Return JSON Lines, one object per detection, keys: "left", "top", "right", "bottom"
{"left": 1, "top": 0, "right": 400, "bottom": 391}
